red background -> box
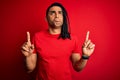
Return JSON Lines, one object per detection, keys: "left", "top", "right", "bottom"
{"left": 0, "top": 0, "right": 120, "bottom": 80}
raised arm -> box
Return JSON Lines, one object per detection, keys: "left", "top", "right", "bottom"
{"left": 21, "top": 32, "right": 37, "bottom": 73}
{"left": 71, "top": 31, "right": 95, "bottom": 72}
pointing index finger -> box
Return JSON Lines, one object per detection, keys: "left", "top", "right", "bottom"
{"left": 86, "top": 31, "right": 90, "bottom": 41}
{"left": 27, "top": 31, "right": 31, "bottom": 42}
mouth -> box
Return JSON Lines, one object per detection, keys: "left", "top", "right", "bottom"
{"left": 54, "top": 20, "right": 60, "bottom": 22}
{"left": 53, "top": 21, "right": 62, "bottom": 26}
{"left": 54, "top": 20, "right": 61, "bottom": 23}
{"left": 54, "top": 18, "right": 60, "bottom": 22}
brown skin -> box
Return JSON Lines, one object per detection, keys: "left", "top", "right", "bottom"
{"left": 46, "top": 6, "right": 63, "bottom": 35}
{"left": 21, "top": 32, "right": 37, "bottom": 73}
{"left": 47, "top": 6, "right": 63, "bottom": 29}
{"left": 21, "top": 6, "right": 95, "bottom": 72}
{"left": 71, "top": 31, "right": 95, "bottom": 71}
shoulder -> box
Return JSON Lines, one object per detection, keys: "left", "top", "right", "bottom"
{"left": 34, "top": 30, "right": 47, "bottom": 38}
{"left": 70, "top": 33, "right": 78, "bottom": 40}
{"left": 32, "top": 30, "right": 49, "bottom": 42}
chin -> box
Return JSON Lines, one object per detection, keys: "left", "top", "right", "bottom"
{"left": 49, "top": 23, "right": 62, "bottom": 29}
{"left": 53, "top": 24, "right": 62, "bottom": 28}
{"left": 54, "top": 26, "right": 62, "bottom": 29}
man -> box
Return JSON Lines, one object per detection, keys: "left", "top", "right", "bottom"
{"left": 21, "top": 2, "right": 95, "bottom": 80}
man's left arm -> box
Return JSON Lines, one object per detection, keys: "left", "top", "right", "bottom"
{"left": 71, "top": 31, "right": 95, "bottom": 72}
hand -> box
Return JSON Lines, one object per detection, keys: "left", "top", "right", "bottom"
{"left": 82, "top": 31, "right": 95, "bottom": 56}
{"left": 21, "top": 32, "right": 34, "bottom": 57}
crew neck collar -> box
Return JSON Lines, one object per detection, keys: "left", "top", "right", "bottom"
{"left": 46, "top": 29, "right": 60, "bottom": 38}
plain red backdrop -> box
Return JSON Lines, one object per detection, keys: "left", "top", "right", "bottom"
{"left": 0, "top": 0, "right": 120, "bottom": 80}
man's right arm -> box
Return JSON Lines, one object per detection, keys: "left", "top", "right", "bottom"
{"left": 26, "top": 53, "right": 37, "bottom": 73}
{"left": 21, "top": 32, "right": 37, "bottom": 73}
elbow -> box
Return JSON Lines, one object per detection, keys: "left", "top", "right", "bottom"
{"left": 75, "top": 69, "right": 81, "bottom": 72}
{"left": 27, "top": 70, "right": 33, "bottom": 73}
{"left": 74, "top": 68, "right": 83, "bottom": 72}
{"left": 27, "top": 67, "right": 35, "bottom": 73}
{"left": 27, "top": 65, "right": 36, "bottom": 73}
{"left": 73, "top": 65, "right": 84, "bottom": 72}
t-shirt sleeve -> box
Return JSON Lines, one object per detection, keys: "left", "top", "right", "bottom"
{"left": 72, "top": 36, "right": 81, "bottom": 53}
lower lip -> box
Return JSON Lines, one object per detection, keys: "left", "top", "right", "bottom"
{"left": 54, "top": 21, "right": 60, "bottom": 23}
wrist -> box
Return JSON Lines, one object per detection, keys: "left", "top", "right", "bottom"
{"left": 81, "top": 54, "right": 90, "bottom": 60}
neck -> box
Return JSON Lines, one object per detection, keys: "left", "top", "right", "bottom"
{"left": 48, "top": 27, "right": 61, "bottom": 35}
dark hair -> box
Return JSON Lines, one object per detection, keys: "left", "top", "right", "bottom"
{"left": 46, "top": 2, "right": 71, "bottom": 40}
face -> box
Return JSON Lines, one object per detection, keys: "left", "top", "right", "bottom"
{"left": 47, "top": 6, "right": 63, "bottom": 28}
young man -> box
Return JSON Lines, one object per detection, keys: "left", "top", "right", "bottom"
{"left": 21, "top": 2, "right": 95, "bottom": 80}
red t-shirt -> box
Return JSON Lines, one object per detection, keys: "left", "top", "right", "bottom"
{"left": 33, "top": 30, "right": 81, "bottom": 80}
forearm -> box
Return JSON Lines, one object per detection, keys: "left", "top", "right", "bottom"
{"left": 73, "top": 58, "right": 88, "bottom": 72}
{"left": 25, "top": 54, "right": 37, "bottom": 72}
